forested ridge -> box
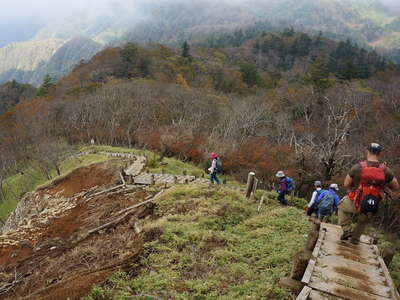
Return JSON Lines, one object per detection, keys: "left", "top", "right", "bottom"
{"left": 1, "top": 29, "right": 400, "bottom": 231}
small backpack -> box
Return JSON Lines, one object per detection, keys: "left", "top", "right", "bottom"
{"left": 354, "top": 161, "right": 385, "bottom": 214}
{"left": 215, "top": 158, "right": 222, "bottom": 173}
{"left": 318, "top": 191, "right": 334, "bottom": 217}
{"left": 286, "top": 177, "right": 295, "bottom": 192}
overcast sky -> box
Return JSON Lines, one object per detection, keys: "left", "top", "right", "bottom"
{"left": 0, "top": 0, "right": 143, "bottom": 46}
{"left": 0, "top": 0, "right": 143, "bottom": 20}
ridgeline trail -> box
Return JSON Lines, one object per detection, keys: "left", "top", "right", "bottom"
{"left": 297, "top": 222, "right": 400, "bottom": 300}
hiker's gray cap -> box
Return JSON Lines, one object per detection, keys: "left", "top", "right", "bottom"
{"left": 330, "top": 183, "right": 339, "bottom": 191}
{"left": 314, "top": 181, "right": 322, "bottom": 187}
{"left": 276, "top": 171, "right": 285, "bottom": 178}
{"left": 367, "top": 143, "right": 382, "bottom": 154}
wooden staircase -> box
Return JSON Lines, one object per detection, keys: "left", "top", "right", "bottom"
{"left": 297, "top": 223, "right": 399, "bottom": 300}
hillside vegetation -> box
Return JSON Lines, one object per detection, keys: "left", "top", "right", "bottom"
{"left": 84, "top": 185, "right": 310, "bottom": 300}
{"left": 1, "top": 28, "right": 400, "bottom": 231}
{"left": 0, "top": 146, "right": 399, "bottom": 299}
{"left": 0, "top": 80, "right": 36, "bottom": 114}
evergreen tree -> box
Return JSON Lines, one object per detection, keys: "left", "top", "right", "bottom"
{"left": 181, "top": 41, "right": 192, "bottom": 62}
{"left": 314, "top": 31, "right": 323, "bottom": 47}
{"left": 36, "top": 74, "right": 54, "bottom": 97}
{"left": 282, "top": 27, "right": 295, "bottom": 37}
{"left": 306, "top": 58, "right": 330, "bottom": 91}
{"left": 240, "top": 62, "right": 260, "bottom": 87}
{"left": 339, "top": 61, "right": 359, "bottom": 81}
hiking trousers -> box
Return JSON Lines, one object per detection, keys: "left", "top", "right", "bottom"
{"left": 278, "top": 191, "right": 288, "bottom": 205}
{"left": 210, "top": 172, "right": 220, "bottom": 184}
{"left": 338, "top": 196, "right": 371, "bottom": 240}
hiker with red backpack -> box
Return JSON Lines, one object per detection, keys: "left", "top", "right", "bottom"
{"left": 276, "top": 171, "right": 295, "bottom": 205}
{"left": 339, "top": 143, "right": 399, "bottom": 244}
{"left": 208, "top": 152, "right": 221, "bottom": 185}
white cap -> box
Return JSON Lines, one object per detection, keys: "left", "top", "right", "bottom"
{"left": 330, "top": 183, "right": 339, "bottom": 191}
{"left": 276, "top": 171, "right": 285, "bottom": 178}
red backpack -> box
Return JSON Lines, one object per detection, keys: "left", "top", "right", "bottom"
{"left": 352, "top": 161, "right": 386, "bottom": 212}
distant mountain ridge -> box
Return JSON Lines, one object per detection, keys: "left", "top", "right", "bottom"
{"left": 0, "top": 38, "right": 102, "bottom": 86}
{"left": 1, "top": 0, "right": 400, "bottom": 86}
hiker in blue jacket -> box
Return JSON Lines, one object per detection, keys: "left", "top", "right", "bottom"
{"left": 315, "top": 183, "right": 341, "bottom": 220}
{"left": 276, "top": 171, "right": 295, "bottom": 205}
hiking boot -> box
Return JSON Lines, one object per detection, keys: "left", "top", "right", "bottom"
{"left": 340, "top": 231, "right": 352, "bottom": 241}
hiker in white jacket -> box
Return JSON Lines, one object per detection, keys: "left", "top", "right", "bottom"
{"left": 208, "top": 152, "right": 220, "bottom": 184}
{"left": 306, "top": 181, "right": 323, "bottom": 216}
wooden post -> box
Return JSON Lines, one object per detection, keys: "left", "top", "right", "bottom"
{"left": 305, "top": 219, "right": 321, "bottom": 251}
{"left": 381, "top": 248, "right": 395, "bottom": 267}
{"left": 257, "top": 195, "right": 265, "bottom": 212}
{"left": 246, "top": 172, "right": 256, "bottom": 198}
{"left": 184, "top": 178, "right": 189, "bottom": 184}
{"left": 252, "top": 178, "right": 259, "bottom": 196}
{"left": 173, "top": 176, "right": 178, "bottom": 184}
{"left": 278, "top": 277, "right": 304, "bottom": 294}
{"left": 150, "top": 175, "right": 155, "bottom": 185}
{"left": 290, "top": 249, "right": 312, "bottom": 280}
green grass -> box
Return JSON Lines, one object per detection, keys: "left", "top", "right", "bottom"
{"left": 81, "top": 145, "right": 206, "bottom": 177}
{"left": 0, "top": 154, "right": 109, "bottom": 221}
{"left": 84, "top": 185, "right": 311, "bottom": 300}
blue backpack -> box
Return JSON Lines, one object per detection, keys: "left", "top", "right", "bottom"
{"left": 286, "top": 177, "right": 295, "bottom": 192}
{"left": 215, "top": 158, "right": 222, "bottom": 173}
{"left": 317, "top": 191, "right": 334, "bottom": 217}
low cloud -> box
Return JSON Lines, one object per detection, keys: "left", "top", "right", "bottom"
{"left": 0, "top": 0, "right": 141, "bottom": 20}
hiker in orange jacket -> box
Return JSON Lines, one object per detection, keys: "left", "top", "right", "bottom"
{"left": 339, "top": 143, "right": 399, "bottom": 244}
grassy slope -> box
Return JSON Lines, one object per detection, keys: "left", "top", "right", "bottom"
{"left": 85, "top": 186, "right": 310, "bottom": 300}
{"left": 1, "top": 145, "right": 399, "bottom": 298}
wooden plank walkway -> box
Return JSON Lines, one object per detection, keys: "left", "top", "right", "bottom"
{"left": 122, "top": 155, "right": 209, "bottom": 186}
{"left": 132, "top": 173, "right": 198, "bottom": 185}
{"left": 297, "top": 223, "right": 400, "bottom": 300}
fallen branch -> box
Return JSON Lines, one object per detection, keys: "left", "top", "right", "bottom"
{"left": 119, "top": 172, "right": 126, "bottom": 187}
{"left": 88, "top": 184, "right": 125, "bottom": 199}
{"left": 86, "top": 190, "right": 165, "bottom": 237}
{"left": 126, "top": 294, "right": 163, "bottom": 300}
{"left": 0, "top": 280, "right": 23, "bottom": 294}
{"left": 0, "top": 268, "right": 22, "bottom": 294}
